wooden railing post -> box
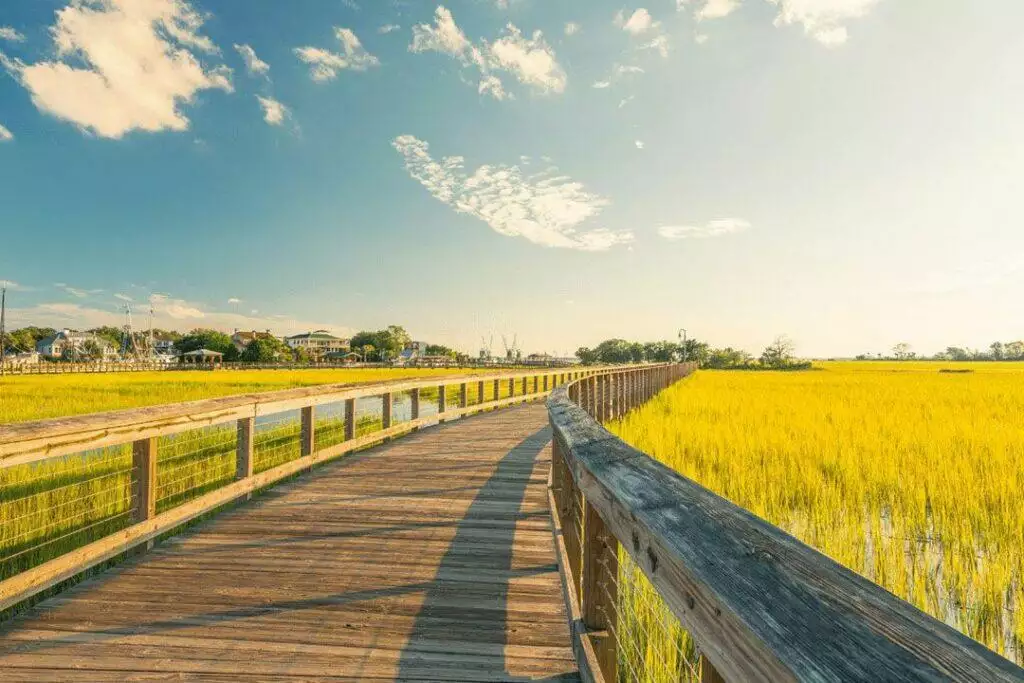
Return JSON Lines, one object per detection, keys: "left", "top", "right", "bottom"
{"left": 131, "top": 437, "right": 157, "bottom": 524}
{"left": 582, "top": 501, "right": 619, "bottom": 682}
{"left": 300, "top": 406, "right": 315, "bottom": 457}
{"left": 522, "top": 376, "right": 529, "bottom": 396}
{"left": 493, "top": 379, "right": 500, "bottom": 403}
{"left": 344, "top": 398, "right": 356, "bottom": 440}
{"left": 236, "top": 417, "right": 254, "bottom": 480}
{"left": 478, "top": 380, "right": 485, "bottom": 407}
{"left": 381, "top": 393, "right": 392, "bottom": 430}
{"left": 410, "top": 387, "right": 420, "bottom": 421}
{"left": 700, "top": 655, "right": 727, "bottom": 683}
{"left": 552, "top": 432, "right": 582, "bottom": 600}
{"left": 508, "top": 378, "right": 516, "bottom": 399}
{"left": 543, "top": 374, "right": 549, "bottom": 392}
{"left": 438, "top": 384, "right": 447, "bottom": 421}
{"left": 459, "top": 382, "right": 468, "bottom": 409}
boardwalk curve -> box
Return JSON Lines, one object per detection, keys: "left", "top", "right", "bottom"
{"left": 0, "top": 403, "right": 578, "bottom": 681}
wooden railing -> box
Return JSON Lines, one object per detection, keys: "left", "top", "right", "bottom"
{"left": 0, "top": 366, "right": 613, "bottom": 613}
{"left": 547, "top": 364, "right": 1024, "bottom": 683}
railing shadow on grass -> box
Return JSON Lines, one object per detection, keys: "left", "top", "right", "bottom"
{"left": 396, "top": 425, "right": 578, "bottom": 682}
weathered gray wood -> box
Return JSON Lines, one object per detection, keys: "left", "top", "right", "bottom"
{"left": 382, "top": 392, "right": 393, "bottom": 430}
{"left": 460, "top": 383, "right": 468, "bottom": 409}
{"left": 547, "top": 369, "right": 1024, "bottom": 683}
{"left": 131, "top": 437, "right": 157, "bottom": 523}
{"left": 344, "top": 398, "right": 356, "bottom": 441}
{"left": 236, "top": 417, "right": 254, "bottom": 480}
{"left": 410, "top": 387, "right": 420, "bottom": 420}
{"left": 300, "top": 406, "right": 315, "bottom": 457}
{"left": 581, "top": 501, "right": 617, "bottom": 681}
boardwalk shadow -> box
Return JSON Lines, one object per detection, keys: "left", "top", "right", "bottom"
{"left": 396, "top": 424, "right": 572, "bottom": 681}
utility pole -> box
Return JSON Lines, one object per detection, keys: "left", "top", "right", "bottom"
{"left": 678, "top": 328, "right": 687, "bottom": 364}
{"left": 0, "top": 282, "right": 6, "bottom": 377}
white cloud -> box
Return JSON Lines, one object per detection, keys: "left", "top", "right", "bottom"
{"left": 592, "top": 80, "right": 611, "bottom": 89}
{"left": 149, "top": 293, "right": 204, "bottom": 319}
{"left": 256, "top": 95, "right": 289, "bottom": 126}
{"left": 658, "top": 219, "right": 751, "bottom": 239}
{"left": 621, "top": 9, "right": 659, "bottom": 35}
{"left": 0, "top": 27, "right": 25, "bottom": 42}
{"left": 695, "top": 33, "right": 710, "bottom": 44}
{"left": 410, "top": 7, "right": 565, "bottom": 99}
{"left": 767, "top": 0, "right": 881, "bottom": 46}
{"left": 234, "top": 43, "right": 269, "bottom": 78}
{"left": 114, "top": 293, "right": 133, "bottom": 302}
{"left": 393, "top": 135, "right": 632, "bottom": 251}
{"left": 227, "top": 297, "right": 241, "bottom": 304}
{"left": 488, "top": 26, "right": 567, "bottom": 94}
{"left": 618, "top": 96, "right": 634, "bottom": 108}
{"left": 58, "top": 284, "right": 103, "bottom": 298}
{"left": 695, "top": 0, "right": 741, "bottom": 20}
{"left": 635, "top": 140, "right": 645, "bottom": 149}
{"left": 0, "top": 123, "right": 11, "bottom": 142}
{"left": 615, "top": 64, "right": 645, "bottom": 76}
{"left": 378, "top": 24, "right": 401, "bottom": 34}
{"left": 295, "top": 27, "right": 379, "bottom": 81}
{"left": 564, "top": 22, "right": 581, "bottom": 36}
{"left": 1, "top": 0, "right": 232, "bottom": 139}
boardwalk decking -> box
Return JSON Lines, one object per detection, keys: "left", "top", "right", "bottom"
{"left": 0, "top": 403, "right": 579, "bottom": 682}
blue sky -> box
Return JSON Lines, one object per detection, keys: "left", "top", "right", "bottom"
{"left": 1, "top": 0, "right": 1022, "bottom": 357}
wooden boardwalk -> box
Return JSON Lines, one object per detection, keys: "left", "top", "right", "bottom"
{"left": 0, "top": 404, "right": 579, "bottom": 682}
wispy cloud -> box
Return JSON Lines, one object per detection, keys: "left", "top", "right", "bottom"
{"left": 592, "top": 81, "right": 611, "bottom": 89}
{"left": 658, "top": 219, "right": 751, "bottom": 239}
{"left": 257, "top": 95, "right": 290, "bottom": 126}
{"left": 564, "top": 22, "right": 581, "bottom": 36}
{"left": 58, "top": 284, "right": 103, "bottom": 298}
{"left": 1, "top": 0, "right": 232, "bottom": 139}
{"left": 295, "top": 27, "right": 379, "bottom": 81}
{"left": 635, "top": 140, "right": 645, "bottom": 149}
{"left": 0, "top": 27, "right": 25, "bottom": 42}
{"left": 410, "top": 6, "right": 566, "bottom": 99}
{"left": 693, "top": 0, "right": 741, "bottom": 20}
{"left": 114, "top": 293, "right": 133, "bottom": 302}
{"left": 227, "top": 297, "right": 242, "bottom": 304}
{"left": 378, "top": 24, "right": 401, "bottom": 34}
{"left": 0, "top": 123, "right": 11, "bottom": 142}
{"left": 393, "top": 135, "right": 632, "bottom": 251}
{"left": 234, "top": 43, "right": 270, "bottom": 78}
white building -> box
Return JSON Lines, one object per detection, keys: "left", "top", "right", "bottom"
{"left": 36, "top": 330, "right": 117, "bottom": 360}
{"left": 284, "top": 331, "right": 350, "bottom": 359}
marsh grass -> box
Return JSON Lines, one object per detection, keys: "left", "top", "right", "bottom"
{"left": 608, "top": 361, "right": 1024, "bottom": 667}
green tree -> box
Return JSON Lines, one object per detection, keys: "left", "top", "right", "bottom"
{"left": 177, "top": 329, "right": 235, "bottom": 355}
{"left": 706, "top": 347, "right": 753, "bottom": 369}
{"left": 426, "top": 344, "right": 457, "bottom": 358}
{"left": 576, "top": 346, "right": 599, "bottom": 365}
{"left": 240, "top": 337, "right": 289, "bottom": 363}
{"left": 761, "top": 335, "right": 796, "bottom": 369}
{"left": 5, "top": 327, "right": 57, "bottom": 353}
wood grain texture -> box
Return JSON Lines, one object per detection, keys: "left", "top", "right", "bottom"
{"left": 547, "top": 370, "right": 1024, "bottom": 683}
{"left": 0, "top": 404, "right": 580, "bottom": 683}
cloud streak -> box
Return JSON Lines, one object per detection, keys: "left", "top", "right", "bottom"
{"left": 295, "top": 27, "right": 379, "bottom": 81}
{"left": 658, "top": 219, "right": 751, "bottom": 239}
{"left": 393, "top": 135, "right": 631, "bottom": 251}
{"left": 234, "top": 43, "right": 270, "bottom": 78}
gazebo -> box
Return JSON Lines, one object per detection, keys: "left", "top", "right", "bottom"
{"left": 180, "top": 349, "right": 224, "bottom": 367}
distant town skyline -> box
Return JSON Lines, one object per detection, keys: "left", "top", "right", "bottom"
{"left": 2, "top": 0, "right": 1022, "bottom": 358}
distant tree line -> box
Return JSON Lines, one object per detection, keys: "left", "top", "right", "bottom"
{"left": 860, "top": 341, "right": 1024, "bottom": 362}
{"left": 576, "top": 335, "right": 811, "bottom": 371}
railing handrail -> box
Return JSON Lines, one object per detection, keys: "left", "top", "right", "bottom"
{"left": 0, "top": 366, "right": 636, "bottom": 468}
{"left": 547, "top": 365, "right": 1024, "bottom": 683}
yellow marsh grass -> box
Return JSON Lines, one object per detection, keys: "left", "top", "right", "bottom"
{"left": 0, "top": 367, "right": 498, "bottom": 425}
{"left": 609, "top": 361, "right": 1024, "bottom": 669}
